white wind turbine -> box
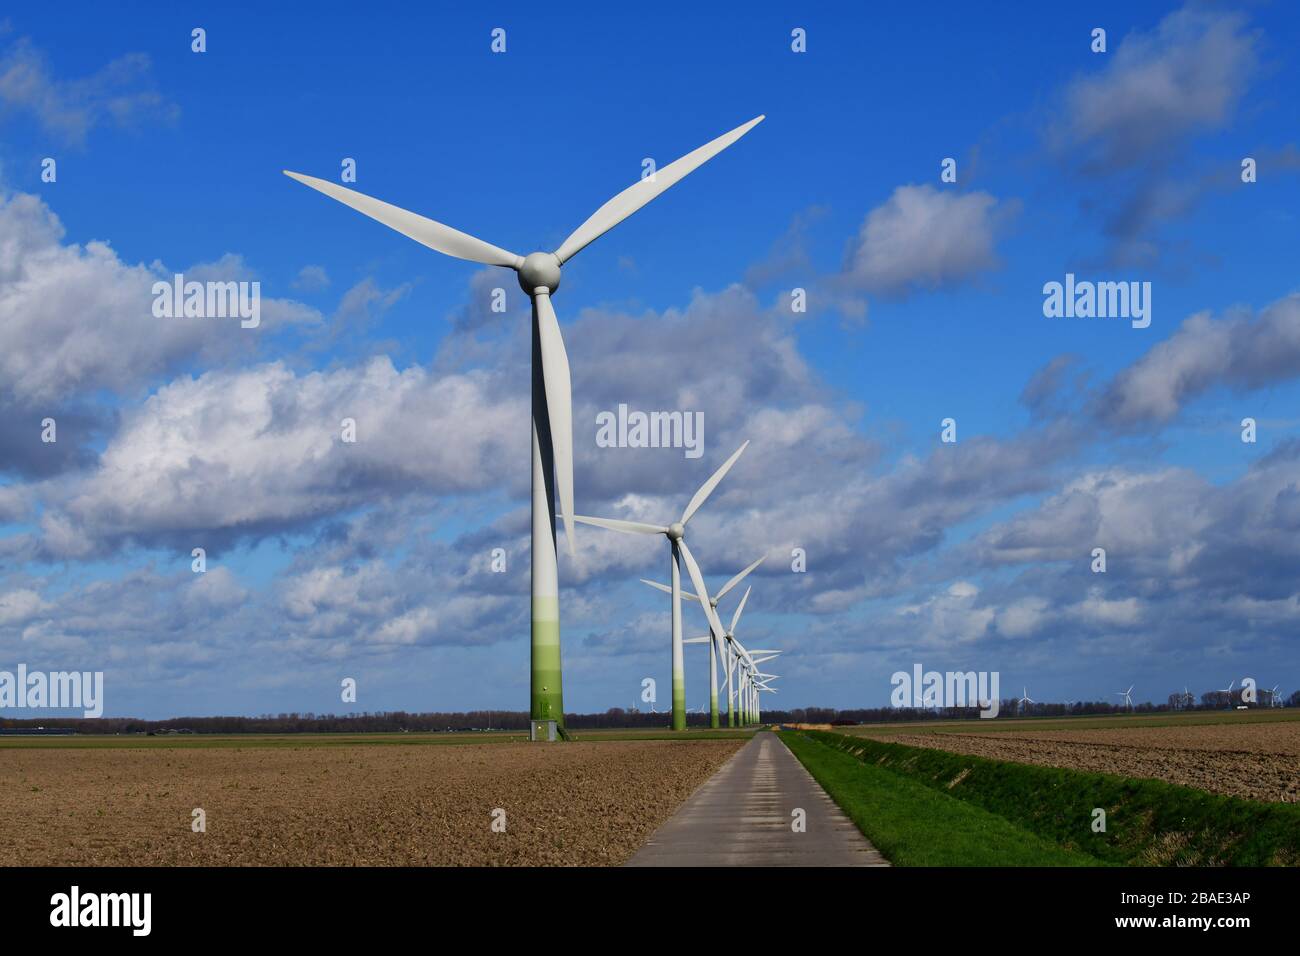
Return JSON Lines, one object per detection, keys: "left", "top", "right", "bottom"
{"left": 1115, "top": 684, "right": 1135, "bottom": 711}
{"left": 735, "top": 662, "right": 753, "bottom": 725}
{"left": 723, "top": 593, "right": 755, "bottom": 726}
{"left": 644, "top": 555, "right": 765, "bottom": 728}
{"left": 284, "top": 116, "right": 764, "bottom": 730}
{"left": 747, "top": 669, "right": 779, "bottom": 723}
{"left": 1018, "top": 686, "right": 1035, "bottom": 713}
{"left": 742, "top": 657, "right": 781, "bottom": 725}
{"left": 1218, "top": 678, "right": 1236, "bottom": 708}
{"left": 728, "top": 635, "right": 780, "bottom": 727}
{"left": 716, "top": 586, "right": 778, "bottom": 726}
{"left": 1269, "top": 684, "right": 1282, "bottom": 708}
{"left": 754, "top": 675, "right": 779, "bottom": 723}
{"left": 574, "top": 442, "right": 750, "bottom": 730}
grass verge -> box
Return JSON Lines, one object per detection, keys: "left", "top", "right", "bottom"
{"left": 779, "top": 730, "right": 1099, "bottom": 865}
{"left": 786, "top": 729, "right": 1300, "bottom": 866}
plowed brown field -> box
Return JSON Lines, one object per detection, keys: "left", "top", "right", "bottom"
{"left": 2, "top": 738, "right": 742, "bottom": 865}
{"left": 866, "top": 722, "right": 1300, "bottom": 802}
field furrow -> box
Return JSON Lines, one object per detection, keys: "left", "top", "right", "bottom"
{"left": 2, "top": 738, "right": 743, "bottom": 865}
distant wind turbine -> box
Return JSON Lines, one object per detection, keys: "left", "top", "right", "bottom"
{"left": 1218, "top": 679, "right": 1236, "bottom": 708}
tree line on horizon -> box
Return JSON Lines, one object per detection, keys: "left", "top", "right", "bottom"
{"left": 1, "top": 690, "right": 1294, "bottom": 735}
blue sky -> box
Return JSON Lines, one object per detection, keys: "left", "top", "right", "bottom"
{"left": 1, "top": 1, "right": 1298, "bottom": 718}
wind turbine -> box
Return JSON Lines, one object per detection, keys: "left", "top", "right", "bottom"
{"left": 1018, "top": 686, "right": 1035, "bottom": 714}
{"left": 1218, "top": 678, "right": 1236, "bottom": 708}
{"left": 723, "top": 635, "right": 754, "bottom": 726}
{"left": 752, "top": 672, "right": 780, "bottom": 722}
{"left": 1115, "top": 684, "right": 1134, "bottom": 711}
{"left": 742, "top": 653, "right": 781, "bottom": 724}
{"left": 644, "top": 555, "right": 766, "bottom": 728}
{"left": 719, "top": 587, "right": 776, "bottom": 726}
{"left": 574, "top": 442, "right": 749, "bottom": 730}
{"left": 1269, "top": 684, "right": 1282, "bottom": 708}
{"left": 755, "top": 676, "right": 779, "bottom": 723}
{"left": 727, "top": 634, "right": 779, "bottom": 726}
{"left": 284, "top": 116, "right": 765, "bottom": 730}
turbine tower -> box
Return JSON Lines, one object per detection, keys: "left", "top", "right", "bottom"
{"left": 284, "top": 117, "right": 764, "bottom": 729}
{"left": 574, "top": 442, "right": 750, "bottom": 729}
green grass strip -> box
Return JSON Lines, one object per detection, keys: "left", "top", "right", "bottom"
{"left": 779, "top": 730, "right": 1100, "bottom": 866}
{"left": 793, "top": 729, "right": 1300, "bottom": 866}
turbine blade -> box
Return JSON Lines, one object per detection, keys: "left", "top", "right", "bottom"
{"left": 282, "top": 171, "right": 520, "bottom": 268}
{"left": 681, "top": 440, "right": 750, "bottom": 526}
{"left": 533, "top": 292, "right": 575, "bottom": 556}
{"left": 715, "top": 554, "right": 766, "bottom": 602}
{"left": 639, "top": 578, "right": 700, "bottom": 601}
{"left": 573, "top": 515, "right": 667, "bottom": 535}
{"left": 730, "top": 586, "right": 751, "bottom": 634}
{"left": 730, "top": 634, "right": 755, "bottom": 669}
{"left": 683, "top": 637, "right": 711, "bottom": 644}
{"left": 552, "top": 115, "right": 765, "bottom": 265}
{"left": 677, "top": 539, "right": 724, "bottom": 637}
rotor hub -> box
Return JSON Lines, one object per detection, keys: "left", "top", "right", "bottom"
{"left": 667, "top": 522, "right": 685, "bottom": 541}
{"left": 518, "top": 252, "right": 561, "bottom": 294}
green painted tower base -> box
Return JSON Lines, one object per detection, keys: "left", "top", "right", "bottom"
{"left": 531, "top": 599, "right": 564, "bottom": 729}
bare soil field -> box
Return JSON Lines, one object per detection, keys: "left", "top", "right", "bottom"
{"left": 1, "top": 738, "right": 742, "bottom": 865}
{"left": 866, "top": 721, "right": 1300, "bottom": 802}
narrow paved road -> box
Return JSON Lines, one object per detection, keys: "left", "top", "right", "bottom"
{"left": 627, "top": 730, "right": 889, "bottom": 866}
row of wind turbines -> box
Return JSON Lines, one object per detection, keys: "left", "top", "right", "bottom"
{"left": 1016, "top": 679, "right": 1286, "bottom": 713}
{"left": 576, "top": 440, "right": 780, "bottom": 730}
{"left": 284, "top": 115, "right": 769, "bottom": 729}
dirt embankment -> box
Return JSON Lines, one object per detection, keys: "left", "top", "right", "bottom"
{"left": 865, "top": 723, "right": 1300, "bottom": 803}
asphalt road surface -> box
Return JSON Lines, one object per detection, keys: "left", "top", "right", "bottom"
{"left": 627, "top": 730, "right": 889, "bottom": 866}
